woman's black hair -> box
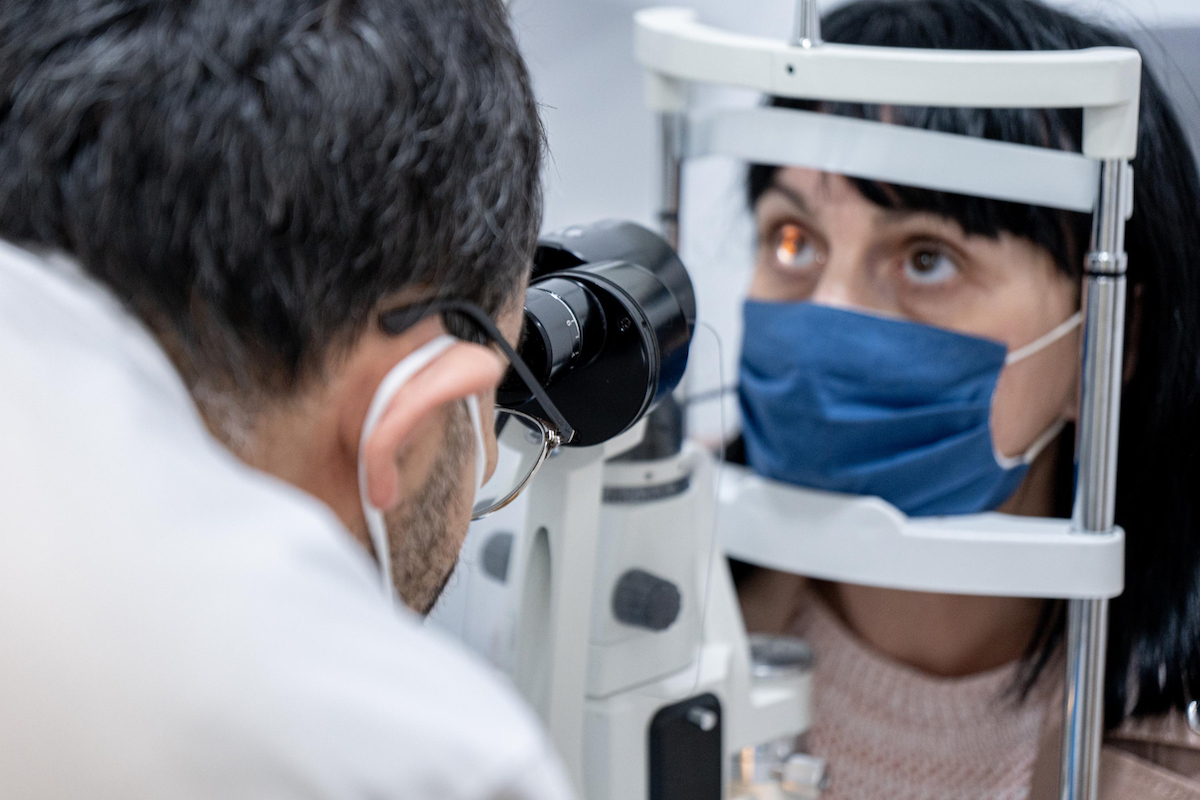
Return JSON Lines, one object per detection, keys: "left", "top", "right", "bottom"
{"left": 746, "top": 0, "right": 1200, "bottom": 727}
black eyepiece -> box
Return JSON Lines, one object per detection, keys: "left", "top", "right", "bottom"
{"left": 498, "top": 220, "right": 696, "bottom": 447}
{"left": 498, "top": 278, "right": 606, "bottom": 405}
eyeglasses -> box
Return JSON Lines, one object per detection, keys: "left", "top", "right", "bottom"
{"left": 379, "top": 298, "right": 574, "bottom": 520}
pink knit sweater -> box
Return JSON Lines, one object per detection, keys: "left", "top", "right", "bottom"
{"left": 791, "top": 592, "right": 1056, "bottom": 800}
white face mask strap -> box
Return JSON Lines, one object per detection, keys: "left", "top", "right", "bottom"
{"left": 465, "top": 393, "right": 487, "bottom": 495}
{"left": 358, "top": 335, "right": 458, "bottom": 603}
{"left": 994, "top": 312, "right": 1081, "bottom": 470}
{"left": 1005, "top": 311, "right": 1084, "bottom": 366}
{"left": 996, "top": 418, "right": 1068, "bottom": 470}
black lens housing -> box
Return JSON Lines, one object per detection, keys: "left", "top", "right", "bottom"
{"left": 498, "top": 220, "right": 696, "bottom": 447}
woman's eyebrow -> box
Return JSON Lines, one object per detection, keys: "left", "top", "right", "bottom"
{"left": 765, "top": 180, "right": 812, "bottom": 215}
{"left": 874, "top": 207, "right": 966, "bottom": 237}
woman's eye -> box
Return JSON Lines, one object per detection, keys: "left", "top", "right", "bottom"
{"left": 903, "top": 248, "right": 959, "bottom": 285}
{"left": 772, "top": 223, "right": 821, "bottom": 271}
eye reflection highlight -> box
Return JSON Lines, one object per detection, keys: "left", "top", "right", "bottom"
{"left": 773, "top": 223, "right": 821, "bottom": 271}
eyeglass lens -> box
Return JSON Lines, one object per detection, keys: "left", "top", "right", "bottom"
{"left": 472, "top": 409, "right": 553, "bottom": 519}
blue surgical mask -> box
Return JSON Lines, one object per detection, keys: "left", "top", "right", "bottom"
{"left": 738, "top": 301, "right": 1081, "bottom": 517}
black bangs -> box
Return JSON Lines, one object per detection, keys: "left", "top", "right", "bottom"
{"left": 745, "top": 0, "right": 1133, "bottom": 275}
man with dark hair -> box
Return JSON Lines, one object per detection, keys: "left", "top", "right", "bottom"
{"left": 0, "top": 1, "right": 573, "bottom": 798}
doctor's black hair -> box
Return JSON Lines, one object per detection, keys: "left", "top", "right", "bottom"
{"left": 0, "top": 0, "right": 543, "bottom": 401}
{"left": 746, "top": 0, "right": 1200, "bottom": 728}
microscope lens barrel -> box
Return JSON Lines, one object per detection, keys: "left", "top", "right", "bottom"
{"left": 497, "top": 221, "right": 696, "bottom": 447}
{"left": 514, "top": 278, "right": 606, "bottom": 391}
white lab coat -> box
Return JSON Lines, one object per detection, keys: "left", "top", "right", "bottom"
{"left": 0, "top": 241, "right": 575, "bottom": 800}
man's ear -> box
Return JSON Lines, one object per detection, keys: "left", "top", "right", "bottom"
{"left": 361, "top": 343, "right": 504, "bottom": 512}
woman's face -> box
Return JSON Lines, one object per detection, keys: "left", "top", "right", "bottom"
{"left": 749, "top": 167, "right": 1080, "bottom": 461}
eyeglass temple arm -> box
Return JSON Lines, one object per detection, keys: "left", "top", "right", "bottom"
{"left": 385, "top": 299, "right": 577, "bottom": 444}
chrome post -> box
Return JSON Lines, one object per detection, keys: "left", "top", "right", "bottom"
{"left": 1061, "top": 159, "right": 1130, "bottom": 800}
{"left": 790, "top": 0, "right": 822, "bottom": 49}
{"left": 646, "top": 110, "right": 689, "bottom": 456}
{"left": 656, "top": 111, "right": 685, "bottom": 250}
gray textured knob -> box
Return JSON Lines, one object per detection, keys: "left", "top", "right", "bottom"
{"left": 612, "top": 569, "right": 681, "bottom": 631}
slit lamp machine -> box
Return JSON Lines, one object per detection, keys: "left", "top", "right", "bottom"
{"left": 431, "top": 3, "right": 1139, "bottom": 799}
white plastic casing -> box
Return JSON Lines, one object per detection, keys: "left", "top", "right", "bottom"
{"left": 635, "top": 6, "right": 1141, "bottom": 159}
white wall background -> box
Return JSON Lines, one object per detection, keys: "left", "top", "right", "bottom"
{"left": 507, "top": 0, "right": 1200, "bottom": 434}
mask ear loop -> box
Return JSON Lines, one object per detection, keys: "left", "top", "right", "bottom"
{"left": 994, "top": 311, "right": 1084, "bottom": 470}
{"left": 465, "top": 394, "right": 487, "bottom": 494}
{"left": 1004, "top": 311, "right": 1083, "bottom": 366}
{"left": 996, "top": 419, "right": 1068, "bottom": 470}
{"left": 359, "top": 335, "right": 459, "bottom": 604}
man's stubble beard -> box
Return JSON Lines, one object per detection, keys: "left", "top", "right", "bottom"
{"left": 384, "top": 403, "right": 474, "bottom": 614}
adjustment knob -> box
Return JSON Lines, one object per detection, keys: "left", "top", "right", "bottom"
{"left": 611, "top": 569, "right": 681, "bottom": 631}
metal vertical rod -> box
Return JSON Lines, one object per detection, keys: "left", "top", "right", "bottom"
{"left": 790, "top": 0, "right": 822, "bottom": 49}
{"left": 1061, "top": 159, "right": 1130, "bottom": 800}
{"left": 657, "top": 111, "right": 685, "bottom": 250}
{"left": 645, "top": 110, "right": 689, "bottom": 458}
